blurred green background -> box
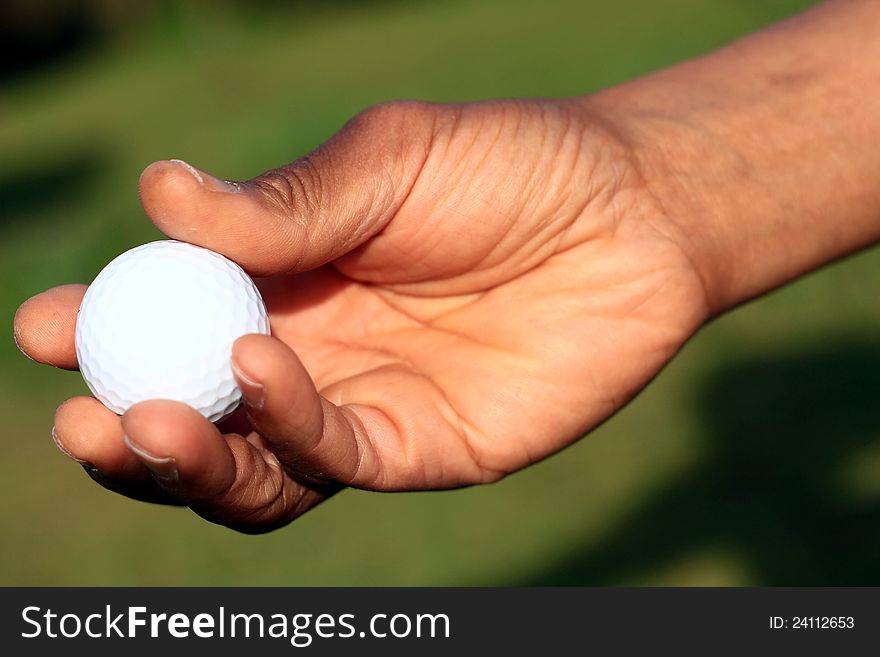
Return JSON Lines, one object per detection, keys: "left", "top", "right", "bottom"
{"left": 4, "top": 0, "right": 879, "bottom": 586}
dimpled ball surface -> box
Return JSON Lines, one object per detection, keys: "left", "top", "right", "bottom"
{"left": 75, "top": 240, "right": 270, "bottom": 423}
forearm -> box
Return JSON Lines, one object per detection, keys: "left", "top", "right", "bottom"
{"left": 586, "top": 0, "right": 880, "bottom": 314}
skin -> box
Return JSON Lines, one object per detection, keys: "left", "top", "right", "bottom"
{"left": 13, "top": 0, "right": 880, "bottom": 533}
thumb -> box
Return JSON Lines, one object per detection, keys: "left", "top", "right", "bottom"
{"left": 138, "top": 101, "right": 439, "bottom": 276}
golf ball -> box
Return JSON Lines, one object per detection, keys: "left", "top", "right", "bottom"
{"left": 75, "top": 240, "right": 270, "bottom": 422}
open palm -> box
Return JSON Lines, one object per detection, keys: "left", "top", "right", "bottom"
{"left": 15, "top": 100, "right": 707, "bottom": 531}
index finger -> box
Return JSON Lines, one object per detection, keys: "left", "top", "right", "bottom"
{"left": 13, "top": 284, "right": 86, "bottom": 370}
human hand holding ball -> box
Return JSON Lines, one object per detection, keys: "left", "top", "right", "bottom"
{"left": 14, "top": 1, "right": 880, "bottom": 532}
{"left": 16, "top": 99, "right": 709, "bottom": 529}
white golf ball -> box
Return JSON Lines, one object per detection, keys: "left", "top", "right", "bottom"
{"left": 75, "top": 240, "right": 270, "bottom": 422}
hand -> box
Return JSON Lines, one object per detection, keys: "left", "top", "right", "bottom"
{"left": 13, "top": 99, "right": 709, "bottom": 532}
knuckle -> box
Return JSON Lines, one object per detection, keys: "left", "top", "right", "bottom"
{"left": 348, "top": 100, "right": 449, "bottom": 158}
{"left": 354, "top": 99, "right": 436, "bottom": 133}
{"left": 249, "top": 100, "right": 447, "bottom": 215}
{"left": 198, "top": 441, "right": 294, "bottom": 532}
{"left": 252, "top": 161, "right": 321, "bottom": 221}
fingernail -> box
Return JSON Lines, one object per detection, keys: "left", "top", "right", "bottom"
{"left": 52, "top": 425, "right": 93, "bottom": 466}
{"left": 123, "top": 434, "right": 178, "bottom": 483}
{"left": 231, "top": 359, "right": 265, "bottom": 411}
{"left": 168, "top": 159, "right": 241, "bottom": 193}
{"left": 258, "top": 446, "right": 282, "bottom": 472}
{"left": 12, "top": 328, "right": 36, "bottom": 362}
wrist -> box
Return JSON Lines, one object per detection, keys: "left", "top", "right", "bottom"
{"left": 576, "top": 88, "right": 734, "bottom": 317}
{"left": 581, "top": 0, "right": 880, "bottom": 316}
{"left": 593, "top": 95, "right": 744, "bottom": 316}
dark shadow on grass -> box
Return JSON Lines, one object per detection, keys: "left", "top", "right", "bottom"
{"left": 518, "top": 341, "right": 880, "bottom": 585}
{"left": 0, "top": 150, "right": 106, "bottom": 230}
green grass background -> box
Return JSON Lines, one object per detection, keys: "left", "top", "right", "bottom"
{"left": 4, "top": 0, "right": 879, "bottom": 586}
